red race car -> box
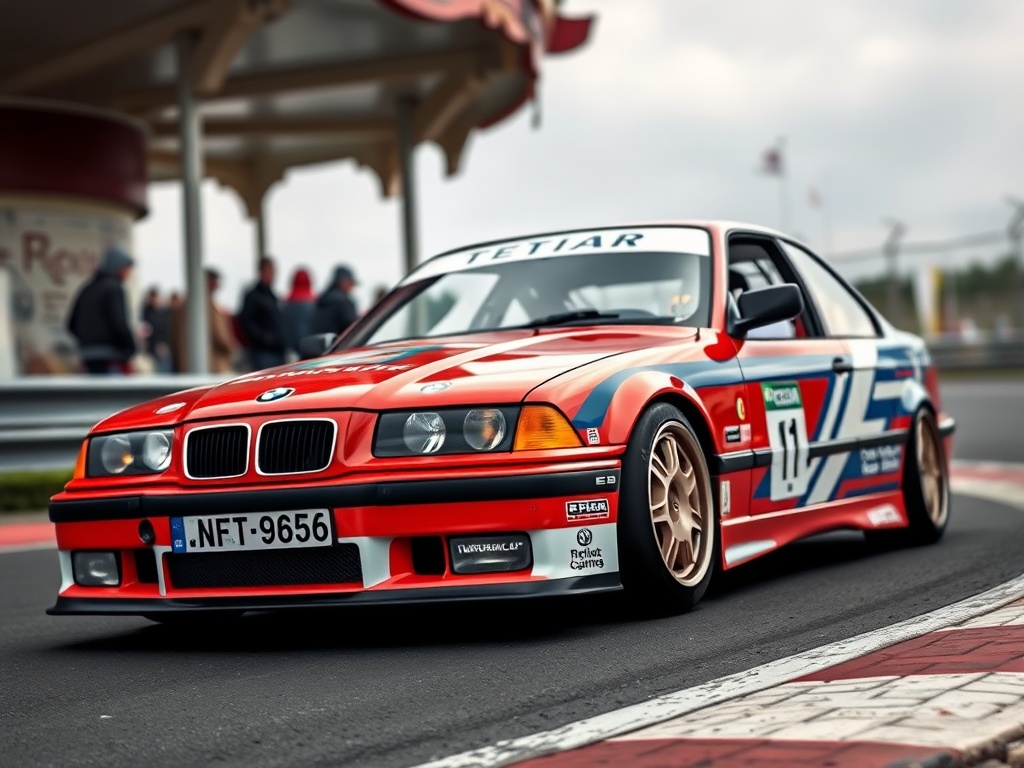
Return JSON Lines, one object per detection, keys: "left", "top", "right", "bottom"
{"left": 49, "top": 223, "right": 954, "bottom": 619}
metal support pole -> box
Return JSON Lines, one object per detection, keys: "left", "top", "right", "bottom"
{"left": 397, "top": 96, "right": 420, "bottom": 276}
{"left": 1007, "top": 196, "right": 1024, "bottom": 334}
{"left": 882, "top": 220, "right": 906, "bottom": 325}
{"left": 177, "top": 30, "right": 209, "bottom": 374}
{"left": 255, "top": 198, "right": 267, "bottom": 267}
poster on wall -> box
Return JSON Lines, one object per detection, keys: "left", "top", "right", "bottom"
{"left": 0, "top": 203, "right": 134, "bottom": 375}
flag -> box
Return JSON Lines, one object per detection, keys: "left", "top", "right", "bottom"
{"left": 808, "top": 186, "right": 822, "bottom": 209}
{"left": 761, "top": 145, "right": 784, "bottom": 176}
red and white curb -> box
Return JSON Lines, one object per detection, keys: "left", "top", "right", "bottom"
{"left": 0, "top": 521, "right": 55, "bottom": 554}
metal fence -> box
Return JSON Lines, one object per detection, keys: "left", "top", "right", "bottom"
{"left": 0, "top": 376, "right": 223, "bottom": 472}
{"left": 1, "top": 341, "right": 1022, "bottom": 473}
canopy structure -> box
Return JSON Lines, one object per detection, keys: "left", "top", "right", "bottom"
{"left": 0, "top": 0, "right": 593, "bottom": 373}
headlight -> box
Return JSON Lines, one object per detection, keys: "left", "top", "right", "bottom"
{"left": 87, "top": 430, "right": 175, "bottom": 477}
{"left": 99, "top": 435, "right": 134, "bottom": 475}
{"left": 141, "top": 431, "right": 173, "bottom": 471}
{"left": 375, "top": 407, "right": 519, "bottom": 457}
{"left": 403, "top": 412, "right": 446, "bottom": 454}
{"left": 464, "top": 409, "right": 506, "bottom": 451}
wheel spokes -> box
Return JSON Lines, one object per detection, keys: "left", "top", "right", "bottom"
{"left": 646, "top": 422, "right": 713, "bottom": 587}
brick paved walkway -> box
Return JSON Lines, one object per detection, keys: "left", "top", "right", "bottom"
{"left": 516, "top": 599, "right": 1024, "bottom": 767}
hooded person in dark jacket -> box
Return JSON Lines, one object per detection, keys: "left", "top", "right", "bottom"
{"left": 238, "top": 256, "right": 288, "bottom": 371}
{"left": 310, "top": 265, "right": 359, "bottom": 336}
{"left": 67, "top": 245, "right": 137, "bottom": 374}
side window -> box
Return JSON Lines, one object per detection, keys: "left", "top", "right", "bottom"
{"left": 727, "top": 239, "right": 801, "bottom": 339}
{"left": 779, "top": 242, "right": 878, "bottom": 338}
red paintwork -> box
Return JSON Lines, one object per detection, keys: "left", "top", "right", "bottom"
{"left": 0, "top": 103, "right": 147, "bottom": 215}
{"left": 51, "top": 221, "right": 949, "bottom": 609}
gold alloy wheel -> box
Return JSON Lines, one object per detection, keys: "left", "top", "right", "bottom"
{"left": 917, "top": 415, "right": 948, "bottom": 528}
{"left": 648, "top": 422, "right": 713, "bottom": 587}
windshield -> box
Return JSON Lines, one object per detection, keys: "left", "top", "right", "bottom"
{"left": 346, "top": 230, "right": 711, "bottom": 347}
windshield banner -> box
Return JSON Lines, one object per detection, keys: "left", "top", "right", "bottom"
{"left": 402, "top": 226, "right": 711, "bottom": 284}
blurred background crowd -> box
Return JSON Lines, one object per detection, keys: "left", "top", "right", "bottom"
{"left": 67, "top": 245, "right": 385, "bottom": 376}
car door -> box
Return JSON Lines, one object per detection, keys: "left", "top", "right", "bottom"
{"left": 726, "top": 235, "right": 853, "bottom": 516}
{"left": 773, "top": 240, "right": 902, "bottom": 505}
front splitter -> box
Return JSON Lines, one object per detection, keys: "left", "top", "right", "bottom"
{"left": 48, "top": 573, "right": 622, "bottom": 615}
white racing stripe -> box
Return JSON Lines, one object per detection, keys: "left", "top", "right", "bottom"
{"left": 417, "top": 573, "right": 1024, "bottom": 768}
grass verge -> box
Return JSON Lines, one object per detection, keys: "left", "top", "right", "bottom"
{"left": 0, "top": 470, "right": 72, "bottom": 513}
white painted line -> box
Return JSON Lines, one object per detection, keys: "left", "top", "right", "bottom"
{"left": 417, "top": 573, "right": 1024, "bottom": 768}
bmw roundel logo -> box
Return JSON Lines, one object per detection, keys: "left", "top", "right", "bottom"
{"left": 577, "top": 528, "right": 593, "bottom": 546}
{"left": 256, "top": 387, "right": 295, "bottom": 403}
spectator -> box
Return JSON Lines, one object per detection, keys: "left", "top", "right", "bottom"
{"left": 282, "top": 267, "right": 316, "bottom": 357}
{"left": 140, "top": 287, "right": 172, "bottom": 373}
{"left": 311, "top": 265, "right": 359, "bottom": 336}
{"left": 238, "top": 256, "right": 288, "bottom": 370}
{"left": 170, "top": 269, "right": 237, "bottom": 374}
{"left": 67, "top": 245, "right": 136, "bottom": 374}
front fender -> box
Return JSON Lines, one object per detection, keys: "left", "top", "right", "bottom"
{"left": 601, "top": 371, "right": 714, "bottom": 446}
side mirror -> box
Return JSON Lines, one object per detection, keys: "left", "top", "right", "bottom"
{"left": 731, "top": 284, "right": 804, "bottom": 338}
{"left": 298, "top": 333, "right": 337, "bottom": 360}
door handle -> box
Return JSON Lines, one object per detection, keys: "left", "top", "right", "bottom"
{"left": 832, "top": 357, "right": 853, "bottom": 374}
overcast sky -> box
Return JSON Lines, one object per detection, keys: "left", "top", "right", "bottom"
{"left": 135, "top": 0, "right": 1024, "bottom": 311}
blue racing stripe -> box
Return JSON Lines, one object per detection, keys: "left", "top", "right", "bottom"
{"left": 572, "top": 359, "right": 743, "bottom": 429}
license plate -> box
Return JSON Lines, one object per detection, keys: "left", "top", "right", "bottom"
{"left": 170, "top": 510, "right": 333, "bottom": 553}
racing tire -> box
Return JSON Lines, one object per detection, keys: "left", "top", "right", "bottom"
{"left": 617, "top": 403, "right": 717, "bottom": 615}
{"left": 867, "top": 408, "right": 950, "bottom": 548}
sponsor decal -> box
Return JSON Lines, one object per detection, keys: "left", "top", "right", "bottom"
{"left": 403, "top": 227, "right": 712, "bottom": 283}
{"left": 566, "top": 498, "right": 610, "bottom": 522}
{"left": 586, "top": 427, "right": 600, "bottom": 445}
{"left": 235, "top": 363, "right": 413, "bottom": 384}
{"left": 455, "top": 541, "right": 525, "bottom": 555}
{"left": 762, "top": 382, "right": 803, "bottom": 410}
{"left": 156, "top": 402, "right": 185, "bottom": 414}
{"left": 867, "top": 504, "right": 903, "bottom": 527}
{"left": 420, "top": 381, "right": 451, "bottom": 393}
{"left": 724, "top": 424, "right": 752, "bottom": 447}
{"left": 861, "top": 445, "right": 902, "bottom": 476}
{"left": 736, "top": 397, "right": 746, "bottom": 420}
{"left": 571, "top": 528, "right": 605, "bottom": 570}
{"left": 256, "top": 387, "right": 294, "bottom": 403}
{"left": 720, "top": 480, "right": 731, "bottom": 517}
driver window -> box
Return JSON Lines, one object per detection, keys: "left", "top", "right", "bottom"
{"left": 727, "top": 240, "right": 798, "bottom": 339}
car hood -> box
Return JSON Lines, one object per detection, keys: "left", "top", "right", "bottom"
{"left": 97, "top": 327, "right": 697, "bottom": 431}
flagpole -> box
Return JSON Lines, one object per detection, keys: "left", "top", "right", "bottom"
{"left": 778, "top": 136, "right": 789, "bottom": 233}
{"left": 820, "top": 173, "right": 833, "bottom": 257}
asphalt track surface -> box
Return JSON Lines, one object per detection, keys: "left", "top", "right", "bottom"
{"left": 2, "top": 376, "right": 1023, "bottom": 768}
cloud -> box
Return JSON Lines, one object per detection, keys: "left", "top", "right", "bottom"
{"left": 135, "top": 0, "right": 1024, "bottom": 300}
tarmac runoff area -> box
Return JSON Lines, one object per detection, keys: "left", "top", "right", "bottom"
{"left": 6, "top": 463, "right": 1024, "bottom": 767}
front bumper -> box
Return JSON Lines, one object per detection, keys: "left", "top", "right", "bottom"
{"left": 49, "top": 467, "right": 622, "bottom": 615}
{"left": 48, "top": 573, "right": 621, "bottom": 615}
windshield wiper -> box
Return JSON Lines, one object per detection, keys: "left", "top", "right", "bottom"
{"left": 523, "top": 309, "right": 621, "bottom": 328}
